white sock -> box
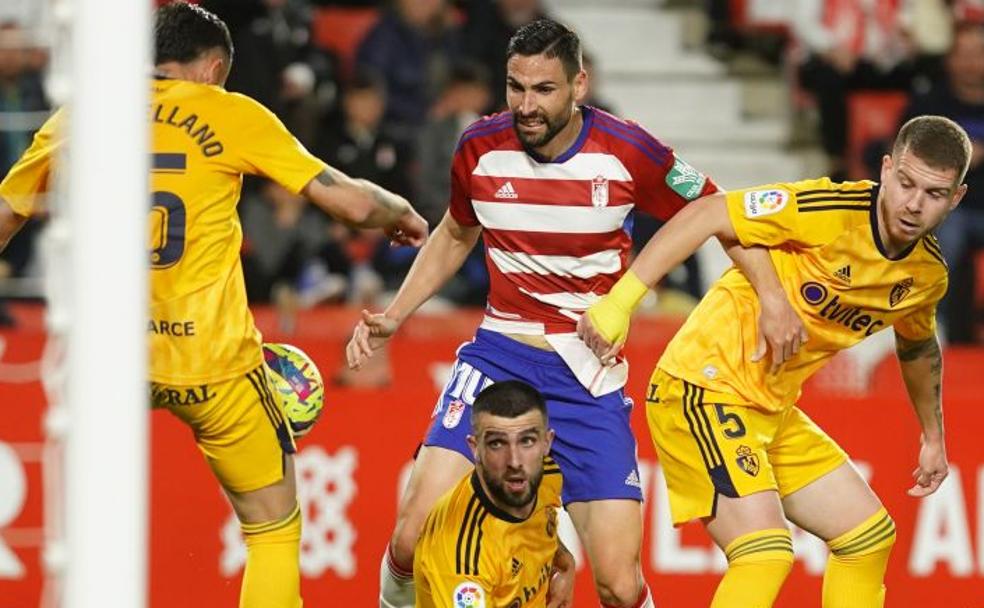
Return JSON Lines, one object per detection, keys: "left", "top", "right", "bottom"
{"left": 379, "top": 545, "right": 415, "bottom": 608}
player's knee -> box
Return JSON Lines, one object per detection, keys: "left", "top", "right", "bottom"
{"left": 827, "top": 513, "right": 896, "bottom": 564}
{"left": 593, "top": 568, "right": 643, "bottom": 608}
{"left": 724, "top": 528, "right": 795, "bottom": 579}
{"left": 390, "top": 506, "right": 430, "bottom": 568}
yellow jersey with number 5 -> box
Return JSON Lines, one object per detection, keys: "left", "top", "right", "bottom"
{"left": 657, "top": 177, "right": 948, "bottom": 412}
{"left": 0, "top": 78, "right": 325, "bottom": 384}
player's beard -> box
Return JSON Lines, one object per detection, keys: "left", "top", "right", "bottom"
{"left": 481, "top": 465, "right": 544, "bottom": 510}
{"left": 512, "top": 98, "right": 574, "bottom": 153}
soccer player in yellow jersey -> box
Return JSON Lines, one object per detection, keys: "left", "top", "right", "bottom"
{"left": 0, "top": 3, "right": 427, "bottom": 607}
{"left": 415, "top": 381, "right": 575, "bottom": 608}
{"left": 578, "top": 115, "right": 970, "bottom": 608}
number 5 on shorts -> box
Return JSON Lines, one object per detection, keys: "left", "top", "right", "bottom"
{"left": 714, "top": 404, "right": 746, "bottom": 438}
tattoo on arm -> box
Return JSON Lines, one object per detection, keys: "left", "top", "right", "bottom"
{"left": 896, "top": 333, "right": 944, "bottom": 428}
{"left": 315, "top": 169, "right": 336, "bottom": 187}
{"left": 895, "top": 334, "right": 939, "bottom": 362}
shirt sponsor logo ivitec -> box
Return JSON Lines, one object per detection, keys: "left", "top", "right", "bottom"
{"left": 799, "top": 281, "right": 885, "bottom": 336}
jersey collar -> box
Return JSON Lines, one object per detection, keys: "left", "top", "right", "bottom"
{"left": 470, "top": 471, "right": 538, "bottom": 524}
{"left": 525, "top": 105, "right": 595, "bottom": 165}
{"left": 869, "top": 183, "right": 919, "bottom": 261}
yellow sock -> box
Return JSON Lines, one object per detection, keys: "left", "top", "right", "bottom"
{"left": 240, "top": 503, "right": 303, "bottom": 608}
{"left": 823, "top": 508, "right": 896, "bottom": 608}
{"left": 711, "top": 528, "right": 794, "bottom": 608}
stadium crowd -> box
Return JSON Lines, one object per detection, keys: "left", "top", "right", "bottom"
{"left": 0, "top": 0, "right": 981, "bottom": 344}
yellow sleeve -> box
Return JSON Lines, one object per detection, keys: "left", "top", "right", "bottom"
{"left": 725, "top": 184, "right": 802, "bottom": 248}
{"left": 893, "top": 302, "right": 939, "bottom": 342}
{"left": 0, "top": 109, "right": 63, "bottom": 216}
{"left": 225, "top": 94, "right": 326, "bottom": 194}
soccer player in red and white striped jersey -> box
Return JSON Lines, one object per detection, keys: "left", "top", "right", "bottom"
{"left": 347, "top": 18, "right": 803, "bottom": 608}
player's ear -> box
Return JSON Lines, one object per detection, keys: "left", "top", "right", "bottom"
{"left": 880, "top": 153, "right": 893, "bottom": 182}
{"left": 573, "top": 68, "right": 587, "bottom": 103}
{"left": 544, "top": 428, "right": 555, "bottom": 453}
{"left": 950, "top": 183, "right": 968, "bottom": 210}
{"left": 466, "top": 433, "right": 478, "bottom": 459}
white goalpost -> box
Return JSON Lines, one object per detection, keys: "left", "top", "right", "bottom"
{"left": 42, "top": 0, "right": 151, "bottom": 605}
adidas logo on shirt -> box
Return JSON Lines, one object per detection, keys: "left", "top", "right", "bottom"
{"left": 833, "top": 265, "right": 851, "bottom": 284}
{"left": 624, "top": 469, "right": 641, "bottom": 488}
{"left": 494, "top": 181, "right": 518, "bottom": 199}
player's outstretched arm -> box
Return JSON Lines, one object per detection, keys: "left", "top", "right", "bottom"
{"left": 346, "top": 211, "right": 482, "bottom": 370}
{"left": 578, "top": 193, "right": 736, "bottom": 361}
{"left": 726, "top": 245, "right": 809, "bottom": 374}
{"left": 302, "top": 166, "right": 428, "bottom": 246}
{"left": 895, "top": 331, "right": 948, "bottom": 497}
{"left": 0, "top": 197, "right": 27, "bottom": 254}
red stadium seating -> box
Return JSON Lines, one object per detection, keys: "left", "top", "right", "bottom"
{"left": 311, "top": 7, "right": 379, "bottom": 79}
{"left": 846, "top": 91, "right": 909, "bottom": 179}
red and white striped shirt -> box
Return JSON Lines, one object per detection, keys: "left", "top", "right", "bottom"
{"left": 449, "top": 106, "right": 718, "bottom": 394}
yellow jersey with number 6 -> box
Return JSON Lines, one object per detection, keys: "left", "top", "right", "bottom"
{"left": 657, "top": 177, "right": 948, "bottom": 412}
{"left": 0, "top": 78, "right": 325, "bottom": 384}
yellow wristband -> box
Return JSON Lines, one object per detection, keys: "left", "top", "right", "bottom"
{"left": 606, "top": 269, "right": 649, "bottom": 314}
{"left": 585, "top": 270, "right": 649, "bottom": 345}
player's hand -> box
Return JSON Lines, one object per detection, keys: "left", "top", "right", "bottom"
{"left": 907, "top": 436, "right": 948, "bottom": 497}
{"left": 345, "top": 309, "right": 400, "bottom": 370}
{"left": 576, "top": 305, "right": 623, "bottom": 366}
{"left": 752, "top": 292, "right": 808, "bottom": 375}
{"left": 386, "top": 210, "right": 428, "bottom": 247}
{"left": 546, "top": 545, "right": 576, "bottom": 608}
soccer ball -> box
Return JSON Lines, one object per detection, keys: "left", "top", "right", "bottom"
{"left": 263, "top": 342, "right": 325, "bottom": 438}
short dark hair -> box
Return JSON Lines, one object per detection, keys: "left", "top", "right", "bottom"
{"left": 893, "top": 115, "right": 972, "bottom": 184}
{"left": 506, "top": 19, "right": 582, "bottom": 81}
{"left": 471, "top": 381, "right": 547, "bottom": 431}
{"left": 154, "top": 2, "right": 233, "bottom": 66}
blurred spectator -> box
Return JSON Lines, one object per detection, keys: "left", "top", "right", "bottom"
{"left": 902, "top": 21, "right": 984, "bottom": 344}
{"left": 409, "top": 61, "right": 492, "bottom": 306}
{"left": 239, "top": 181, "right": 339, "bottom": 308}
{"left": 415, "top": 62, "right": 491, "bottom": 228}
{"left": 794, "top": 0, "right": 918, "bottom": 180}
{"left": 901, "top": 0, "right": 955, "bottom": 85}
{"left": 582, "top": 50, "right": 615, "bottom": 114}
{"left": 704, "top": 0, "right": 742, "bottom": 59}
{"left": 462, "top": 0, "right": 547, "bottom": 111}
{"left": 202, "top": 0, "right": 341, "bottom": 149}
{"left": 317, "top": 70, "right": 413, "bottom": 199}
{"left": 0, "top": 20, "right": 48, "bottom": 326}
{"left": 355, "top": 0, "right": 461, "bottom": 141}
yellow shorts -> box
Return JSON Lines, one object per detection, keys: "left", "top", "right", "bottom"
{"left": 152, "top": 364, "right": 296, "bottom": 493}
{"left": 647, "top": 368, "right": 847, "bottom": 525}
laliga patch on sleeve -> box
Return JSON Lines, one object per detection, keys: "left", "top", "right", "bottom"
{"left": 665, "top": 156, "right": 708, "bottom": 201}
{"left": 453, "top": 581, "right": 486, "bottom": 608}
{"left": 743, "top": 189, "right": 789, "bottom": 218}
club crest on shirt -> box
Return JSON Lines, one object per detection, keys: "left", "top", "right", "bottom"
{"left": 736, "top": 445, "right": 759, "bottom": 477}
{"left": 453, "top": 582, "right": 485, "bottom": 608}
{"left": 443, "top": 399, "right": 466, "bottom": 429}
{"left": 889, "top": 277, "right": 914, "bottom": 307}
{"left": 592, "top": 175, "right": 609, "bottom": 207}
